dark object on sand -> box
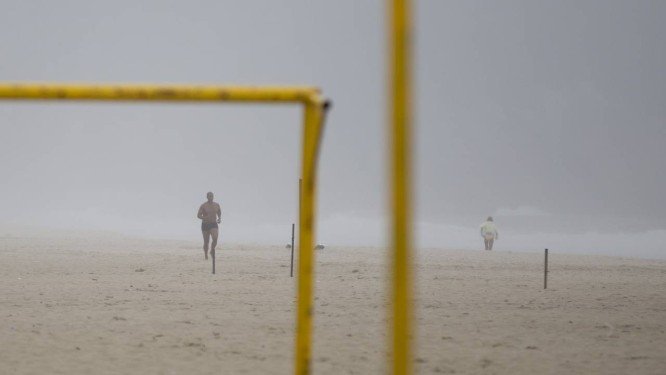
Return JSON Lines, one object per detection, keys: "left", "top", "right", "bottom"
{"left": 290, "top": 223, "right": 295, "bottom": 277}
{"left": 212, "top": 249, "right": 215, "bottom": 275}
{"left": 544, "top": 248, "right": 548, "bottom": 289}
{"left": 315, "top": 244, "right": 325, "bottom": 250}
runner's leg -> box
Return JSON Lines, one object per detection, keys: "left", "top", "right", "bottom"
{"left": 210, "top": 228, "right": 219, "bottom": 256}
{"left": 202, "top": 230, "right": 210, "bottom": 259}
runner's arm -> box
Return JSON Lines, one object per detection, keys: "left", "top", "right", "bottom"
{"left": 197, "top": 205, "right": 205, "bottom": 220}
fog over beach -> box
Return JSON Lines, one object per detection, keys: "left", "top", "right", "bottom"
{"left": 1, "top": 1, "right": 666, "bottom": 374}
{"left": 1, "top": 1, "right": 664, "bottom": 260}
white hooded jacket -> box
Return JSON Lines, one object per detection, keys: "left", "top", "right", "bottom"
{"left": 479, "top": 221, "right": 498, "bottom": 239}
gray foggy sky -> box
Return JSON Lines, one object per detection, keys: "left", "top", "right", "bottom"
{"left": 1, "top": 1, "right": 664, "bottom": 256}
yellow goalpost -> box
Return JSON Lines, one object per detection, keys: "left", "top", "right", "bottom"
{"left": 0, "top": 82, "right": 328, "bottom": 375}
{"left": 389, "top": 1, "right": 413, "bottom": 374}
{"left": 0, "top": 1, "right": 413, "bottom": 374}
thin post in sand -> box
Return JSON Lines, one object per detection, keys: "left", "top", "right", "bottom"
{"left": 212, "top": 249, "right": 216, "bottom": 275}
{"left": 290, "top": 223, "right": 295, "bottom": 277}
{"left": 292, "top": 178, "right": 301, "bottom": 278}
{"left": 544, "top": 248, "right": 548, "bottom": 289}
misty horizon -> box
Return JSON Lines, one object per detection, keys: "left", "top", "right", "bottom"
{"left": 1, "top": 1, "right": 664, "bottom": 259}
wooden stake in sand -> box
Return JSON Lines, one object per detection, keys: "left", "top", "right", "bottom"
{"left": 290, "top": 223, "right": 295, "bottom": 277}
{"left": 292, "top": 178, "right": 301, "bottom": 278}
{"left": 544, "top": 248, "right": 548, "bottom": 289}
{"left": 212, "top": 249, "right": 216, "bottom": 275}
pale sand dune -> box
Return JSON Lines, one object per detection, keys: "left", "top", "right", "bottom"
{"left": 1, "top": 236, "right": 665, "bottom": 374}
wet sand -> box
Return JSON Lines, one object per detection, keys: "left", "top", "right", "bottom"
{"left": 1, "top": 235, "right": 665, "bottom": 374}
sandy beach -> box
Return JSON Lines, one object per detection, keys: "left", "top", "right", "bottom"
{"left": 1, "top": 235, "right": 665, "bottom": 374}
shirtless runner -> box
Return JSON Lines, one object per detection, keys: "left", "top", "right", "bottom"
{"left": 197, "top": 192, "right": 221, "bottom": 260}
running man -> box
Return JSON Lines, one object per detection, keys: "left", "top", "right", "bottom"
{"left": 197, "top": 192, "right": 221, "bottom": 260}
{"left": 480, "top": 216, "right": 499, "bottom": 251}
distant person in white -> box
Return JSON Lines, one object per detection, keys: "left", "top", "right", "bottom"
{"left": 480, "top": 216, "right": 499, "bottom": 251}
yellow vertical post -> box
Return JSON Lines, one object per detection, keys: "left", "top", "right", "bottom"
{"left": 295, "top": 99, "right": 324, "bottom": 375}
{"left": 389, "top": 0, "right": 413, "bottom": 374}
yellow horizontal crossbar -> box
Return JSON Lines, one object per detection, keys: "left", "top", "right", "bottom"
{"left": 0, "top": 83, "right": 321, "bottom": 104}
